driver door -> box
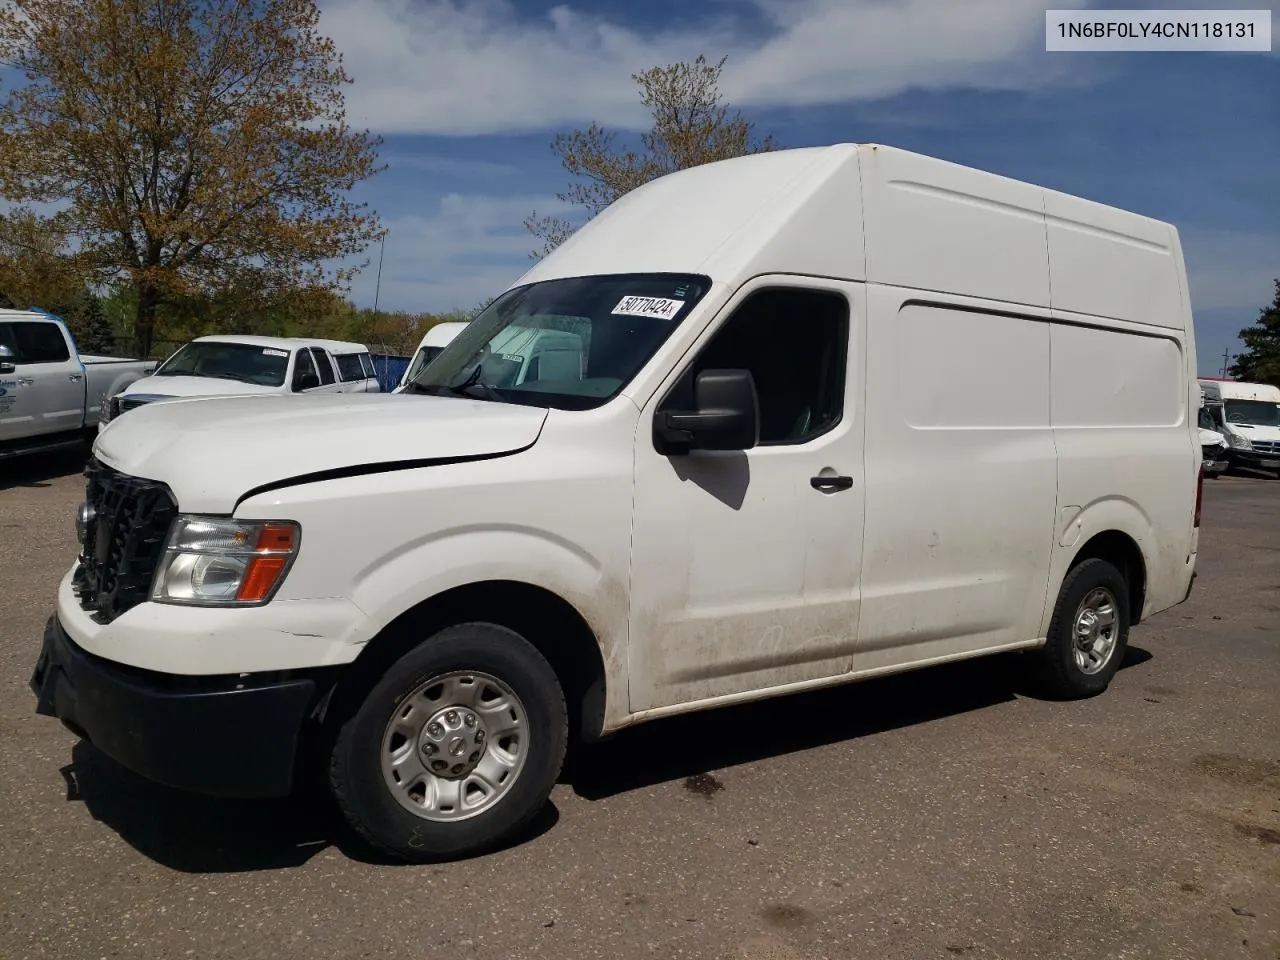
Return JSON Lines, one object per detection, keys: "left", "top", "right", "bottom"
{"left": 627, "top": 279, "right": 867, "bottom": 712}
{"left": 290, "top": 348, "right": 322, "bottom": 393}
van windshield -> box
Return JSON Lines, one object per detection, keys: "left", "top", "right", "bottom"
{"left": 403, "top": 346, "right": 444, "bottom": 385}
{"left": 153, "top": 341, "right": 290, "bottom": 387}
{"left": 404, "top": 273, "right": 711, "bottom": 410}
{"left": 1224, "top": 399, "right": 1280, "bottom": 428}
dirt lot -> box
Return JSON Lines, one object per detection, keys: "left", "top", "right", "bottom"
{"left": 1, "top": 452, "right": 1277, "bottom": 960}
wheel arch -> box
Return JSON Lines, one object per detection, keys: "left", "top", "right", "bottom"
{"left": 321, "top": 580, "right": 610, "bottom": 743}
{"left": 1067, "top": 530, "right": 1148, "bottom": 625}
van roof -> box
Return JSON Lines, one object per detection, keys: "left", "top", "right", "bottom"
{"left": 419, "top": 321, "right": 468, "bottom": 349}
{"left": 514, "top": 143, "right": 1185, "bottom": 332}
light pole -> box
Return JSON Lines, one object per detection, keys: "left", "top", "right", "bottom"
{"left": 372, "top": 231, "right": 386, "bottom": 323}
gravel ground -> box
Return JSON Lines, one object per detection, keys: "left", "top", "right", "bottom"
{"left": 1, "top": 451, "right": 1277, "bottom": 960}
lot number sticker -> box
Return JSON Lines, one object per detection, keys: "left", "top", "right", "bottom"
{"left": 611, "top": 296, "right": 685, "bottom": 321}
{"left": 263, "top": 348, "right": 289, "bottom": 357}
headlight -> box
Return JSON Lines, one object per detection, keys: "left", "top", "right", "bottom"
{"left": 152, "top": 516, "right": 300, "bottom": 606}
{"left": 1227, "top": 433, "right": 1252, "bottom": 451}
{"left": 100, "top": 394, "right": 119, "bottom": 425}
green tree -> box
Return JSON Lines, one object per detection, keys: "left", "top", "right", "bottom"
{"left": 1229, "top": 279, "right": 1280, "bottom": 387}
{"left": 75, "top": 293, "right": 117, "bottom": 353}
{"left": 0, "top": 0, "right": 385, "bottom": 357}
{"left": 525, "top": 54, "right": 776, "bottom": 259}
{"left": 0, "top": 207, "right": 88, "bottom": 314}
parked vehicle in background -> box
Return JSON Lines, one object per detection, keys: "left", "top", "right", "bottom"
{"left": 397, "top": 321, "right": 467, "bottom": 391}
{"left": 0, "top": 309, "right": 155, "bottom": 459}
{"left": 31, "top": 143, "right": 1201, "bottom": 863}
{"left": 310, "top": 339, "right": 381, "bottom": 393}
{"left": 101, "top": 335, "right": 375, "bottom": 428}
{"left": 1198, "top": 378, "right": 1280, "bottom": 476}
{"left": 397, "top": 323, "right": 586, "bottom": 395}
{"left": 1198, "top": 404, "right": 1230, "bottom": 477}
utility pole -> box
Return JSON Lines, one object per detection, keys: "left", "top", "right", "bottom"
{"left": 372, "top": 232, "right": 386, "bottom": 320}
{"left": 1220, "top": 347, "right": 1230, "bottom": 378}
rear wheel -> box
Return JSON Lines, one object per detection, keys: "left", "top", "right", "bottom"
{"left": 329, "top": 623, "right": 567, "bottom": 862}
{"left": 1032, "top": 558, "right": 1130, "bottom": 699}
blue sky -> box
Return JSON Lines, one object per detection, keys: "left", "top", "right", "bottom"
{"left": 320, "top": 0, "right": 1279, "bottom": 376}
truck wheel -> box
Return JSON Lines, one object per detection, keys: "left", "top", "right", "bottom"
{"left": 1032, "top": 558, "right": 1130, "bottom": 700}
{"left": 329, "top": 623, "right": 567, "bottom": 862}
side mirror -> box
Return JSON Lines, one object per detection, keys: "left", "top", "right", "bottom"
{"left": 655, "top": 368, "right": 759, "bottom": 454}
{"left": 0, "top": 344, "right": 15, "bottom": 375}
{"left": 295, "top": 371, "right": 320, "bottom": 392}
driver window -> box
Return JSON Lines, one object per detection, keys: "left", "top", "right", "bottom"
{"left": 309, "top": 348, "right": 335, "bottom": 385}
{"left": 662, "top": 287, "right": 849, "bottom": 445}
{"left": 291, "top": 349, "right": 317, "bottom": 392}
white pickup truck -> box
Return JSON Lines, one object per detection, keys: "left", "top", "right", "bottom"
{"left": 0, "top": 309, "right": 155, "bottom": 459}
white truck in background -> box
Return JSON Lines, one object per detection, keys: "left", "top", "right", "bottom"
{"left": 1198, "top": 378, "right": 1280, "bottom": 476}
{"left": 31, "top": 143, "right": 1201, "bottom": 863}
{"left": 0, "top": 309, "right": 155, "bottom": 460}
{"left": 101, "top": 335, "right": 381, "bottom": 429}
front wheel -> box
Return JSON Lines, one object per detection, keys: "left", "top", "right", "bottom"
{"left": 329, "top": 623, "right": 567, "bottom": 862}
{"left": 1032, "top": 558, "right": 1130, "bottom": 699}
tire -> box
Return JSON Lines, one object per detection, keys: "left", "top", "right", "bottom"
{"left": 1032, "top": 558, "right": 1130, "bottom": 700}
{"left": 329, "top": 623, "right": 567, "bottom": 862}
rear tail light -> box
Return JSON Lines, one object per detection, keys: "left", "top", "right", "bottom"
{"left": 1194, "top": 463, "right": 1204, "bottom": 528}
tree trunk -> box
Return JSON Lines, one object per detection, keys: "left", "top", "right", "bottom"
{"left": 133, "top": 283, "right": 158, "bottom": 358}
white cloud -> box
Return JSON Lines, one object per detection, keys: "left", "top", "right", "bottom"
{"left": 344, "top": 192, "right": 572, "bottom": 312}
{"left": 323, "top": 0, "right": 1094, "bottom": 136}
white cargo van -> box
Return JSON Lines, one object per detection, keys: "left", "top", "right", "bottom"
{"left": 398, "top": 321, "right": 467, "bottom": 390}
{"left": 31, "top": 144, "right": 1201, "bottom": 862}
{"left": 1197, "top": 378, "right": 1280, "bottom": 475}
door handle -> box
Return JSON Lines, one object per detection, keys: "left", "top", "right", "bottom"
{"left": 810, "top": 474, "right": 853, "bottom": 493}
{"left": 17, "top": 377, "right": 35, "bottom": 386}
{"left": 68, "top": 374, "right": 84, "bottom": 382}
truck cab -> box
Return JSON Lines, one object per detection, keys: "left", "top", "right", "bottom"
{"left": 0, "top": 309, "right": 154, "bottom": 458}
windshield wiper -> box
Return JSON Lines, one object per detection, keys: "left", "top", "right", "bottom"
{"left": 444, "top": 362, "right": 504, "bottom": 402}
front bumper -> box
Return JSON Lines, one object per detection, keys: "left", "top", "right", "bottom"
{"left": 31, "top": 616, "right": 336, "bottom": 798}
{"left": 1201, "top": 445, "right": 1229, "bottom": 476}
{"left": 1227, "top": 449, "right": 1280, "bottom": 472}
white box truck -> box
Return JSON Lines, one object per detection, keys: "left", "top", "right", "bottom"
{"left": 30, "top": 144, "right": 1202, "bottom": 861}
{"left": 1197, "top": 377, "right": 1280, "bottom": 476}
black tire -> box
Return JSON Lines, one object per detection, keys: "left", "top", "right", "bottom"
{"left": 1032, "top": 558, "right": 1130, "bottom": 700}
{"left": 329, "top": 623, "right": 567, "bottom": 862}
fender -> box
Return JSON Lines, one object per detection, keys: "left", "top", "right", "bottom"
{"left": 1040, "top": 495, "right": 1155, "bottom": 636}
{"left": 349, "top": 523, "right": 631, "bottom": 728}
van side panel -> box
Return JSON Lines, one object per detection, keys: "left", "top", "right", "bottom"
{"left": 858, "top": 145, "right": 1051, "bottom": 309}
{"left": 1047, "top": 318, "right": 1195, "bottom": 621}
{"left": 1044, "top": 191, "right": 1185, "bottom": 330}
{"left": 853, "top": 288, "right": 1058, "bottom": 670}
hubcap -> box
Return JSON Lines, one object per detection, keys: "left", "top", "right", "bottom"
{"left": 1072, "top": 588, "right": 1119, "bottom": 675}
{"left": 380, "top": 671, "right": 528, "bottom": 822}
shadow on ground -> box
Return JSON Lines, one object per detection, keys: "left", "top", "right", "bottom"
{"left": 56, "top": 645, "right": 1153, "bottom": 873}
{"left": 0, "top": 447, "right": 89, "bottom": 491}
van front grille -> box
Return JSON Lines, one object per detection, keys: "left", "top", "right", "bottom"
{"left": 72, "top": 458, "right": 178, "bottom": 624}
